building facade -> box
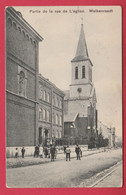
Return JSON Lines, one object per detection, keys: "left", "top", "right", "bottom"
{"left": 38, "top": 74, "right": 64, "bottom": 146}
{"left": 6, "top": 7, "right": 43, "bottom": 149}
{"left": 64, "top": 23, "right": 98, "bottom": 145}
{"left": 6, "top": 7, "right": 64, "bottom": 157}
{"left": 98, "top": 121, "right": 116, "bottom": 148}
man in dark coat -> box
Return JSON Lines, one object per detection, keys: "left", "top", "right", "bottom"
{"left": 21, "top": 147, "right": 25, "bottom": 158}
{"left": 75, "top": 144, "right": 81, "bottom": 160}
{"left": 50, "top": 145, "right": 55, "bottom": 161}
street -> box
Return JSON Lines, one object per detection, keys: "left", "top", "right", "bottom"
{"left": 93, "top": 163, "right": 122, "bottom": 187}
{"left": 6, "top": 148, "right": 122, "bottom": 188}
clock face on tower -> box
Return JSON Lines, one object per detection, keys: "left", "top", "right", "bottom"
{"left": 77, "top": 88, "right": 82, "bottom": 93}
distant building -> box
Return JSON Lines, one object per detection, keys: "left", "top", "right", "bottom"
{"left": 98, "top": 121, "right": 116, "bottom": 148}
{"left": 64, "top": 23, "right": 98, "bottom": 145}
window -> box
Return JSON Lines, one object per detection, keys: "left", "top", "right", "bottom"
{"left": 47, "top": 110, "right": 50, "bottom": 122}
{"left": 75, "top": 67, "right": 78, "bottom": 79}
{"left": 59, "top": 116, "right": 62, "bottom": 126}
{"left": 56, "top": 114, "right": 59, "bottom": 125}
{"left": 53, "top": 96, "right": 55, "bottom": 106}
{"left": 39, "top": 85, "right": 43, "bottom": 99}
{"left": 53, "top": 113, "right": 55, "bottom": 124}
{"left": 39, "top": 108, "right": 42, "bottom": 121}
{"left": 82, "top": 66, "right": 85, "bottom": 78}
{"left": 55, "top": 130, "right": 58, "bottom": 138}
{"left": 43, "top": 91, "right": 46, "bottom": 101}
{"left": 19, "top": 71, "right": 26, "bottom": 96}
{"left": 43, "top": 109, "right": 46, "bottom": 121}
{"left": 59, "top": 100, "right": 62, "bottom": 108}
{"left": 47, "top": 93, "right": 50, "bottom": 102}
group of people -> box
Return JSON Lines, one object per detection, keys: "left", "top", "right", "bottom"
{"left": 64, "top": 144, "right": 82, "bottom": 161}
{"left": 34, "top": 144, "right": 57, "bottom": 162}
{"left": 15, "top": 144, "right": 82, "bottom": 162}
{"left": 15, "top": 147, "right": 25, "bottom": 158}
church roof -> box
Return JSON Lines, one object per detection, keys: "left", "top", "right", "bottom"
{"left": 64, "top": 112, "right": 78, "bottom": 122}
{"left": 71, "top": 24, "right": 89, "bottom": 63}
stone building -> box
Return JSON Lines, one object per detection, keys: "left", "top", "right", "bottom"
{"left": 38, "top": 74, "right": 64, "bottom": 146}
{"left": 6, "top": 7, "right": 64, "bottom": 157}
{"left": 64, "top": 23, "right": 98, "bottom": 145}
{"left": 6, "top": 7, "right": 43, "bottom": 149}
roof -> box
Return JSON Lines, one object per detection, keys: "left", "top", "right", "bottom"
{"left": 71, "top": 24, "right": 89, "bottom": 62}
{"left": 6, "top": 7, "right": 43, "bottom": 42}
{"left": 64, "top": 112, "right": 78, "bottom": 122}
{"left": 38, "top": 73, "right": 65, "bottom": 96}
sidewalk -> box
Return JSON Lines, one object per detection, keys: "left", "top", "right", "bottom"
{"left": 6, "top": 148, "right": 104, "bottom": 169}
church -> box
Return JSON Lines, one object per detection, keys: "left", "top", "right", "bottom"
{"left": 64, "top": 23, "right": 98, "bottom": 145}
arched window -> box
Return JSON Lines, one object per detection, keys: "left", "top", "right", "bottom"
{"left": 59, "top": 116, "right": 62, "bottom": 126}
{"left": 19, "top": 71, "right": 25, "bottom": 96}
{"left": 53, "top": 113, "right": 55, "bottom": 124}
{"left": 53, "top": 96, "right": 55, "bottom": 106}
{"left": 56, "top": 114, "right": 59, "bottom": 125}
{"left": 82, "top": 66, "right": 85, "bottom": 78}
{"left": 47, "top": 93, "right": 50, "bottom": 102}
{"left": 57, "top": 98, "right": 59, "bottom": 107}
{"left": 43, "top": 91, "right": 46, "bottom": 101}
{"left": 59, "top": 100, "right": 62, "bottom": 108}
{"left": 47, "top": 110, "right": 50, "bottom": 122}
{"left": 75, "top": 67, "right": 78, "bottom": 79}
{"left": 39, "top": 85, "right": 43, "bottom": 99}
{"left": 39, "top": 108, "right": 42, "bottom": 121}
{"left": 43, "top": 109, "right": 46, "bottom": 121}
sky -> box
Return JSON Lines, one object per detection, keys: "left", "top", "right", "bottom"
{"left": 14, "top": 6, "right": 122, "bottom": 137}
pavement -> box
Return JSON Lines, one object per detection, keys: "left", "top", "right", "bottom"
{"left": 93, "top": 162, "right": 123, "bottom": 187}
{"left": 6, "top": 148, "right": 105, "bottom": 168}
{"left": 6, "top": 148, "right": 122, "bottom": 187}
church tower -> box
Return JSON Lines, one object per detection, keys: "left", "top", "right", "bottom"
{"left": 64, "top": 22, "right": 98, "bottom": 144}
{"left": 70, "top": 23, "right": 93, "bottom": 99}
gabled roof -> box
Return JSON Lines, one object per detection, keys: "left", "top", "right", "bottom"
{"left": 71, "top": 24, "right": 89, "bottom": 63}
{"left": 64, "top": 112, "right": 79, "bottom": 122}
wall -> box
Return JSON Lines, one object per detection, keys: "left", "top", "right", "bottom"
{"left": 6, "top": 93, "right": 35, "bottom": 146}
{"left": 6, "top": 8, "right": 40, "bottom": 148}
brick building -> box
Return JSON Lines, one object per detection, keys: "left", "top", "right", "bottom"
{"left": 38, "top": 74, "right": 64, "bottom": 146}
{"left": 6, "top": 7, "right": 64, "bottom": 157}
{"left": 64, "top": 23, "right": 98, "bottom": 145}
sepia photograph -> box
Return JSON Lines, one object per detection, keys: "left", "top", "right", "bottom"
{"left": 5, "top": 6, "right": 122, "bottom": 188}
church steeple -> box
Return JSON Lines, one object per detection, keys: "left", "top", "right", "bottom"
{"left": 71, "top": 24, "right": 89, "bottom": 62}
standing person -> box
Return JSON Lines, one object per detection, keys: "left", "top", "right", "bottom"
{"left": 15, "top": 148, "right": 18, "bottom": 158}
{"left": 34, "top": 145, "right": 37, "bottom": 157}
{"left": 75, "top": 144, "right": 81, "bottom": 160}
{"left": 54, "top": 146, "right": 58, "bottom": 159}
{"left": 50, "top": 145, "right": 55, "bottom": 161}
{"left": 21, "top": 147, "right": 25, "bottom": 158}
{"left": 44, "top": 147, "right": 48, "bottom": 158}
{"left": 65, "top": 145, "right": 71, "bottom": 161}
{"left": 39, "top": 146, "right": 43, "bottom": 158}
{"left": 64, "top": 145, "right": 66, "bottom": 154}
{"left": 37, "top": 145, "right": 40, "bottom": 157}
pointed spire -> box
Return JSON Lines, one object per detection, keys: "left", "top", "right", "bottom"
{"left": 71, "top": 22, "right": 89, "bottom": 62}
